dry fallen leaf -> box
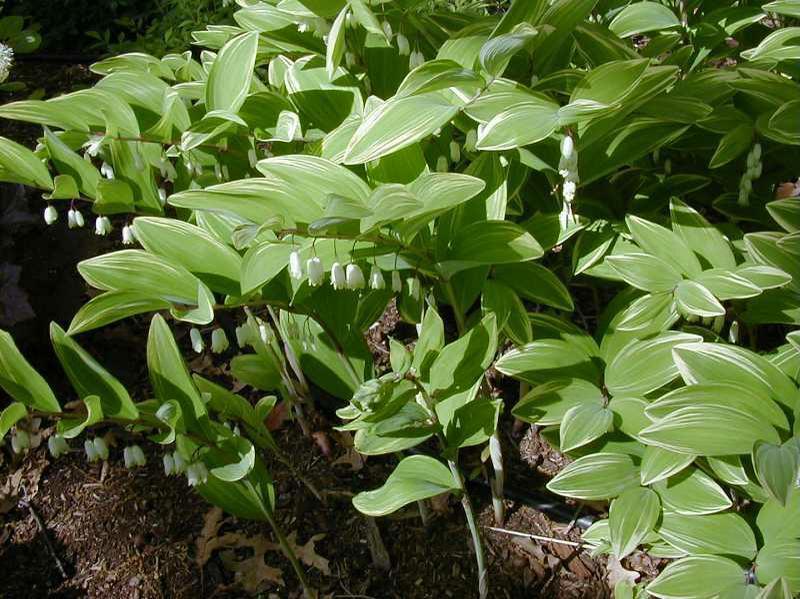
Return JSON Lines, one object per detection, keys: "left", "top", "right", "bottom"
{"left": 288, "top": 531, "right": 330, "bottom": 576}
{"left": 607, "top": 555, "right": 640, "bottom": 590}
{"left": 330, "top": 431, "right": 365, "bottom": 472}
{"left": 775, "top": 182, "right": 800, "bottom": 199}
{"left": 196, "top": 507, "right": 225, "bottom": 567}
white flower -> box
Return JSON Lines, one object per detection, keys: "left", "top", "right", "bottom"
{"left": 436, "top": 155, "right": 449, "bottom": 173}
{"left": 382, "top": 20, "right": 393, "bottom": 39}
{"left": 190, "top": 328, "right": 204, "bottom": 353}
{"left": 563, "top": 180, "right": 577, "bottom": 203}
{"left": 95, "top": 216, "right": 112, "bottom": 236}
{"left": 93, "top": 437, "right": 109, "bottom": 460}
{"left": 11, "top": 429, "right": 30, "bottom": 454}
{"left": 307, "top": 257, "right": 324, "bottom": 287}
{"left": 391, "top": 270, "right": 402, "bottom": 293}
{"left": 124, "top": 445, "right": 142, "bottom": 469}
{"left": 560, "top": 135, "right": 575, "bottom": 160}
{"left": 369, "top": 265, "right": 385, "bottom": 290}
{"left": 729, "top": 320, "right": 740, "bottom": 344}
{"left": 48, "top": 435, "right": 69, "bottom": 458}
{"left": 235, "top": 324, "right": 252, "bottom": 348}
{"left": 259, "top": 323, "right": 272, "bottom": 345}
{"left": 84, "top": 134, "right": 104, "bottom": 157}
{"left": 409, "top": 49, "right": 425, "bottom": 69}
{"left": 122, "top": 224, "right": 136, "bottom": 245}
{"left": 163, "top": 453, "right": 175, "bottom": 475}
{"left": 187, "top": 462, "right": 209, "bottom": 487}
{"left": 100, "top": 162, "right": 115, "bottom": 179}
{"left": 211, "top": 328, "right": 229, "bottom": 354}
{"left": 0, "top": 43, "right": 14, "bottom": 83}
{"left": 450, "top": 140, "right": 461, "bottom": 164}
{"left": 289, "top": 250, "right": 304, "bottom": 280}
{"left": 346, "top": 264, "right": 365, "bottom": 289}
{"left": 396, "top": 33, "right": 410, "bottom": 56}
{"left": 67, "top": 209, "right": 77, "bottom": 229}
{"left": 71, "top": 209, "right": 85, "bottom": 228}
{"left": 172, "top": 451, "right": 187, "bottom": 474}
{"left": 84, "top": 439, "right": 98, "bottom": 462}
{"left": 740, "top": 176, "right": 752, "bottom": 194}
{"left": 44, "top": 205, "right": 58, "bottom": 225}
{"left": 331, "top": 262, "right": 346, "bottom": 290}
{"left": 158, "top": 188, "right": 167, "bottom": 206}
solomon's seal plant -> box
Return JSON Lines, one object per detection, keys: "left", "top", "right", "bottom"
{"left": 1, "top": 0, "right": 800, "bottom": 597}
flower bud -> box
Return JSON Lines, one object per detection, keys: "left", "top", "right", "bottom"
{"left": 664, "top": 158, "right": 672, "bottom": 175}
{"left": 346, "top": 264, "right": 365, "bottom": 289}
{"left": 122, "top": 224, "right": 135, "bottom": 245}
{"left": 235, "top": 324, "right": 252, "bottom": 348}
{"left": 190, "top": 328, "right": 204, "bottom": 353}
{"left": 211, "top": 328, "right": 229, "bottom": 354}
{"left": 163, "top": 452, "right": 175, "bottom": 475}
{"left": 74, "top": 209, "right": 85, "bottom": 228}
{"left": 740, "top": 176, "right": 752, "bottom": 194}
{"left": 465, "top": 129, "right": 477, "bottom": 151}
{"left": 158, "top": 188, "right": 167, "bottom": 206}
{"left": 187, "top": 462, "right": 209, "bottom": 487}
{"left": 450, "top": 140, "right": 461, "bottom": 164}
{"left": 44, "top": 205, "right": 58, "bottom": 225}
{"left": 560, "top": 135, "right": 574, "bottom": 160}
{"left": 729, "top": 320, "right": 740, "bottom": 344}
{"left": 48, "top": 434, "right": 69, "bottom": 458}
{"left": 369, "top": 265, "right": 385, "bottom": 290}
{"left": 382, "top": 20, "right": 393, "bottom": 39}
{"left": 93, "top": 437, "right": 109, "bottom": 460}
{"left": 100, "top": 162, "right": 115, "bottom": 179}
{"left": 331, "top": 262, "right": 346, "bottom": 290}
{"left": 391, "top": 270, "right": 402, "bottom": 293}
{"left": 396, "top": 33, "right": 410, "bottom": 56}
{"left": 436, "top": 155, "right": 448, "bottom": 173}
{"left": 289, "top": 250, "right": 304, "bottom": 280}
{"left": 307, "top": 256, "right": 324, "bottom": 287}
{"left": 563, "top": 180, "right": 577, "bottom": 203}
{"left": 172, "top": 451, "right": 187, "bottom": 474}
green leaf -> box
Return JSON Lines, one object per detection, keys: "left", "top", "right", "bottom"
{"left": 670, "top": 198, "right": 736, "bottom": 269}
{"left": 609, "top": 487, "right": 660, "bottom": 558}
{"left": 444, "top": 397, "right": 502, "bottom": 451}
{"left": 675, "top": 280, "right": 726, "bottom": 318}
{"left": 740, "top": 27, "right": 800, "bottom": 62}
{"left": 481, "top": 280, "right": 532, "bottom": 345}
{"left": 0, "top": 402, "right": 27, "bottom": 440}
{"left": 606, "top": 253, "right": 683, "bottom": 292}
{"left": 429, "top": 315, "right": 497, "bottom": 398}
{"left": 43, "top": 128, "right": 101, "bottom": 198}
{"left": 640, "top": 446, "right": 695, "bottom": 486}
{"left": 546, "top": 452, "right": 639, "bottom": 500}
{"left": 210, "top": 436, "right": 257, "bottom": 482}
{"left": 560, "top": 402, "right": 613, "bottom": 452}
{"left": 230, "top": 354, "right": 282, "bottom": 392}
{"left": 753, "top": 440, "right": 800, "bottom": 506}
{"left": 57, "top": 395, "right": 103, "bottom": 439}
{"left": 68, "top": 291, "right": 171, "bottom": 335}
{"left": 0, "top": 330, "right": 60, "bottom": 412}
{"left": 326, "top": 6, "right": 349, "bottom": 79}
{"left": 440, "top": 221, "right": 543, "bottom": 277}
{"left": 626, "top": 215, "right": 701, "bottom": 277}
{"left": 569, "top": 59, "right": 650, "bottom": 112}
{"left": 756, "top": 541, "right": 800, "bottom": 594}
{"left": 605, "top": 332, "right": 701, "bottom": 397}
{"left": 692, "top": 269, "right": 761, "bottom": 301}
{"left": 147, "top": 315, "right": 208, "bottom": 431}
{"left": 654, "top": 467, "right": 732, "bottom": 515}
{"left": 494, "top": 262, "right": 574, "bottom": 311}
{"left": 479, "top": 23, "right": 539, "bottom": 77}
{"left": 672, "top": 342, "right": 799, "bottom": 412}
{"left": 757, "top": 577, "right": 794, "bottom": 599}
{"left": 50, "top": 323, "right": 137, "bottom": 420}
{"left": 497, "top": 340, "right": 601, "bottom": 386}
{"left": 344, "top": 94, "right": 460, "bottom": 164}
{"left": 658, "top": 512, "right": 757, "bottom": 559}
{"left": 764, "top": 1, "right": 800, "bottom": 18}
{"left": 475, "top": 97, "right": 560, "bottom": 151}
{"left": 709, "top": 124, "right": 754, "bottom": 169}
{"left": 609, "top": 2, "right": 681, "bottom": 38}
{"left": 513, "top": 378, "right": 603, "bottom": 426}
{"left": 757, "top": 490, "right": 800, "bottom": 543}
{"left": 639, "top": 404, "right": 780, "bottom": 456}
{"left": 348, "top": 0, "right": 384, "bottom": 37}
{"left": 206, "top": 31, "right": 259, "bottom": 113}
{"left": 0, "top": 136, "right": 53, "bottom": 189}
{"left": 412, "top": 307, "right": 445, "bottom": 376}
{"left": 707, "top": 455, "right": 750, "bottom": 486}
{"left": 647, "top": 556, "right": 745, "bottom": 599}
{"left": 396, "top": 60, "right": 484, "bottom": 97}
{"left": 352, "top": 455, "right": 458, "bottom": 517}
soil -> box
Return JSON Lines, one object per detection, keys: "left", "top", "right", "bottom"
{"left": 0, "top": 63, "right": 640, "bottom": 599}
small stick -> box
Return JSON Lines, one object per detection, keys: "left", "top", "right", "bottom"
{"left": 20, "top": 485, "right": 68, "bottom": 579}
{"left": 485, "top": 526, "right": 583, "bottom": 548}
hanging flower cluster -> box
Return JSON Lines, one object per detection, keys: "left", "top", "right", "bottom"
{"left": 123, "top": 444, "right": 146, "bottom": 469}
{"left": 48, "top": 434, "right": 70, "bottom": 458}
{"left": 288, "top": 250, "right": 405, "bottom": 293}
{"left": 84, "top": 437, "right": 109, "bottom": 462}
{"left": 558, "top": 134, "right": 579, "bottom": 228}
{"left": 738, "top": 143, "right": 762, "bottom": 206}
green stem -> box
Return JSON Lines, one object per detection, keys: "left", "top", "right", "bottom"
{"left": 449, "top": 460, "right": 489, "bottom": 599}
{"left": 489, "top": 432, "right": 505, "bottom": 525}
{"left": 264, "top": 510, "right": 317, "bottom": 599}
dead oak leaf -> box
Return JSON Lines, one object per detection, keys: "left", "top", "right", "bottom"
{"left": 288, "top": 531, "right": 330, "bottom": 576}
{"left": 607, "top": 555, "right": 640, "bottom": 590}
{"left": 196, "top": 507, "right": 225, "bottom": 567}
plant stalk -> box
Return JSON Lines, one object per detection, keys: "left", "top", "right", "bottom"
{"left": 264, "top": 510, "right": 317, "bottom": 599}
{"left": 449, "top": 460, "right": 489, "bottom": 599}
{"left": 488, "top": 432, "right": 505, "bottom": 525}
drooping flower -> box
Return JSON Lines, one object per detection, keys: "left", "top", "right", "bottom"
{"left": 346, "top": 264, "right": 365, "bottom": 289}
{"left": 382, "top": 20, "right": 393, "bottom": 39}
{"left": 187, "top": 461, "right": 209, "bottom": 487}
{"left": 235, "top": 324, "right": 252, "bottom": 348}
{"left": 396, "top": 33, "right": 410, "bottom": 56}
{"left": 11, "top": 429, "right": 30, "bottom": 454}
{"left": 307, "top": 256, "right": 324, "bottom": 287}
{"left": 331, "top": 262, "right": 346, "bottom": 290}
{"left": 100, "top": 162, "right": 115, "bottom": 179}
{"left": 211, "top": 328, "right": 229, "bottom": 354}
{"left": 436, "top": 155, "right": 449, "bottom": 173}
{"left": 409, "top": 49, "right": 425, "bottom": 69}
{"left": 190, "top": 328, "right": 204, "bottom": 353}
{"left": 84, "top": 439, "right": 98, "bottom": 462}
{"left": 122, "top": 224, "right": 136, "bottom": 245}
{"left": 391, "top": 270, "right": 402, "bottom": 293}
{"left": 124, "top": 445, "right": 146, "bottom": 469}
{"left": 158, "top": 188, "right": 167, "bottom": 206}
{"left": 369, "top": 265, "right": 385, "bottom": 290}
{"left": 44, "top": 205, "right": 58, "bottom": 225}
{"left": 450, "top": 140, "right": 461, "bottom": 164}
{"left": 163, "top": 452, "right": 175, "bottom": 475}
{"left": 172, "top": 451, "right": 187, "bottom": 474}
{"left": 95, "top": 216, "right": 112, "bottom": 236}
{"left": 289, "top": 250, "right": 304, "bottom": 280}
{"left": 48, "top": 434, "right": 69, "bottom": 458}
{"left": 93, "top": 437, "right": 109, "bottom": 461}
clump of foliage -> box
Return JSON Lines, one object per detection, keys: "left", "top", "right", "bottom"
{"left": 1, "top": 0, "right": 800, "bottom": 598}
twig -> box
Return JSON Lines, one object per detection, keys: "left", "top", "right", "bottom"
{"left": 485, "top": 526, "right": 583, "bottom": 548}
{"left": 20, "top": 485, "right": 68, "bottom": 579}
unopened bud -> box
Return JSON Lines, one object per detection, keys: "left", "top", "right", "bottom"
{"left": 190, "top": 328, "right": 204, "bottom": 353}
{"left": 289, "top": 250, "right": 304, "bottom": 280}
{"left": 211, "top": 328, "right": 229, "bottom": 354}
{"left": 307, "top": 256, "right": 324, "bottom": 286}
{"left": 44, "top": 205, "right": 58, "bottom": 225}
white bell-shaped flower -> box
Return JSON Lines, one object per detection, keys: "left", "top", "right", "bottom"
{"left": 563, "top": 180, "right": 577, "bottom": 203}
{"left": 123, "top": 446, "right": 138, "bottom": 469}
{"left": 84, "top": 439, "right": 98, "bottom": 462}
{"left": 211, "top": 328, "right": 229, "bottom": 354}
{"left": 396, "top": 33, "right": 410, "bottom": 56}
{"left": 331, "top": 262, "right": 346, "bottom": 290}
{"left": 436, "top": 155, "right": 449, "bottom": 173}
{"left": 121, "top": 224, "right": 135, "bottom": 245}
{"left": 382, "top": 20, "right": 393, "bottom": 39}
{"left": 409, "top": 49, "right": 425, "bottom": 69}
{"left": 11, "top": 429, "right": 29, "bottom": 454}
{"left": 93, "top": 437, "right": 109, "bottom": 460}
{"left": 67, "top": 209, "right": 77, "bottom": 229}
{"left": 235, "top": 324, "right": 252, "bottom": 348}
{"left": 346, "top": 263, "right": 365, "bottom": 289}
{"left": 560, "top": 135, "right": 575, "bottom": 160}
{"left": 450, "top": 140, "right": 461, "bottom": 164}
{"left": 172, "top": 451, "right": 187, "bottom": 474}
{"left": 163, "top": 452, "right": 175, "bottom": 476}
{"left": 190, "top": 328, "right": 204, "bottom": 353}
{"left": 369, "top": 265, "right": 385, "bottom": 290}
{"left": 307, "top": 256, "right": 324, "bottom": 287}
{"left": 391, "top": 270, "right": 402, "bottom": 293}
{"left": 48, "top": 434, "right": 69, "bottom": 458}
{"left": 289, "top": 250, "right": 304, "bottom": 280}
{"left": 100, "top": 162, "right": 115, "bottom": 179}
{"left": 95, "top": 216, "right": 112, "bottom": 236}
{"left": 44, "top": 205, "right": 58, "bottom": 225}
{"left": 74, "top": 209, "right": 85, "bottom": 228}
